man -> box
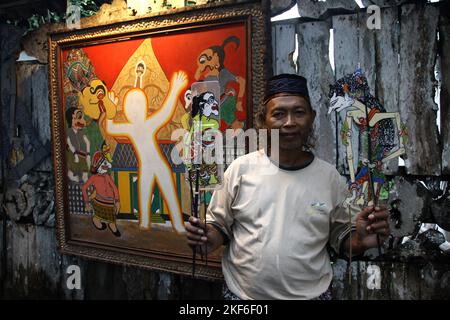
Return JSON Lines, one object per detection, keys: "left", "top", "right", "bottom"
{"left": 186, "top": 74, "right": 390, "bottom": 300}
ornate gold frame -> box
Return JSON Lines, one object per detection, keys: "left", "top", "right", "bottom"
{"left": 48, "top": 0, "right": 271, "bottom": 280}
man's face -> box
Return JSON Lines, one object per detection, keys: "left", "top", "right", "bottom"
{"left": 264, "top": 94, "right": 315, "bottom": 150}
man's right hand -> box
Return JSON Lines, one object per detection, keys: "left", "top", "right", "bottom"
{"left": 185, "top": 216, "right": 224, "bottom": 255}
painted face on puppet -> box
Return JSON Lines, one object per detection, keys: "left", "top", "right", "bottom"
{"left": 195, "top": 49, "right": 220, "bottom": 80}
{"left": 265, "top": 94, "right": 316, "bottom": 151}
{"left": 328, "top": 92, "right": 355, "bottom": 114}
{"left": 81, "top": 79, "right": 107, "bottom": 105}
{"left": 201, "top": 92, "right": 219, "bottom": 117}
{"left": 136, "top": 63, "right": 145, "bottom": 76}
{"left": 72, "top": 109, "right": 86, "bottom": 130}
{"left": 97, "top": 158, "right": 112, "bottom": 174}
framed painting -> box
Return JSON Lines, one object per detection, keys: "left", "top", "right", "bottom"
{"left": 48, "top": 0, "right": 271, "bottom": 279}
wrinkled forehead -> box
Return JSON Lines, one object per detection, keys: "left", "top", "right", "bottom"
{"left": 265, "top": 93, "right": 312, "bottom": 110}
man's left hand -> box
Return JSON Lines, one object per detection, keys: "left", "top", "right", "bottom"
{"left": 354, "top": 205, "right": 390, "bottom": 251}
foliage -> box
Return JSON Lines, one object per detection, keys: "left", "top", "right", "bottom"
{"left": 6, "top": 0, "right": 100, "bottom": 34}
{"left": 69, "top": 0, "right": 100, "bottom": 17}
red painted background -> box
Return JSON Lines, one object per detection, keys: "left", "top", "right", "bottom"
{"left": 63, "top": 22, "right": 247, "bottom": 97}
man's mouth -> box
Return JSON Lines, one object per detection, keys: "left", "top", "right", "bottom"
{"left": 280, "top": 132, "right": 300, "bottom": 138}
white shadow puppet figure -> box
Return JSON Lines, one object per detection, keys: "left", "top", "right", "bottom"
{"left": 105, "top": 71, "right": 188, "bottom": 232}
{"left": 328, "top": 69, "right": 407, "bottom": 206}
{"left": 184, "top": 91, "right": 221, "bottom": 188}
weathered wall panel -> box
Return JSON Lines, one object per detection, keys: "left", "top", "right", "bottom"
{"left": 15, "top": 63, "right": 52, "bottom": 172}
{"left": 272, "top": 23, "right": 297, "bottom": 75}
{"left": 331, "top": 14, "right": 358, "bottom": 174}
{"left": 271, "top": 0, "right": 296, "bottom": 16}
{"left": 399, "top": 4, "right": 440, "bottom": 175}
{"left": 0, "top": 25, "right": 23, "bottom": 183}
{"left": 296, "top": 20, "right": 336, "bottom": 165}
{"left": 387, "top": 177, "right": 425, "bottom": 237}
{"left": 3, "top": 223, "right": 61, "bottom": 298}
{"left": 374, "top": 6, "right": 401, "bottom": 174}
{"left": 332, "top": 260, "right": 450, "bottom": 300}
{"left": 440, "top": 10, "right": 450, "bottom": 174}
{"left": 30, "top": 64, "right": 52, "bottom": 171}
{"left": 297, "top": 0, "right": 359, "bottom": 19}
{"left": 361, "top": 0, "right": 407, "bottom": 7}
{"left": 332, "top": 12, "right": 376, "bottom": 88}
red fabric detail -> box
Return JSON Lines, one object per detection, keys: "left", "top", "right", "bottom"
{"left": 98, "top": 100, "right": 106, "bottom": 113}
{"left": 368, "top": 108, "right": 380, "bottom": 121}
{"left": 235, "top": 110, "right": 247, "bottom": 121}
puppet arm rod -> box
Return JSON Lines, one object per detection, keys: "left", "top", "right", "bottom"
{"left": 345, "top": 115, "right": 356, "bottom": 184}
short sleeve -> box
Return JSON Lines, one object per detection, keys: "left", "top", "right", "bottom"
{"left": 205, "top": 163, "right": 237, "bottom": 241}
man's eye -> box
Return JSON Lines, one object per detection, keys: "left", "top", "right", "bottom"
{"left": 199, "top": 55, "right": 207, "bottom": 64}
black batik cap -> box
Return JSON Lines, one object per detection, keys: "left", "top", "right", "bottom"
{"left": 263, "top": 73, "right": 310, "bottom": 104}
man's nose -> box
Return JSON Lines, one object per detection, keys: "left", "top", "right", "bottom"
{"left": 283, "top": 113, "right": 296, "bottom": 127}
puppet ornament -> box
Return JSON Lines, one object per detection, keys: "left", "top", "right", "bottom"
{"left": 328, "top": 68, "right": 408, "bottom": 260}
{"left": 182, "top": 81, "right": 223, "bottom": 277}
{"left": 328, "top": 68, "right": 407, "bottom": 207}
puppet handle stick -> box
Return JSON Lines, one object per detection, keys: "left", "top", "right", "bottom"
{"left": 188, "top": 171, "right": 196, "bottom": 278}
{"left": 364, "top": 104, "right": 383, "bottom": 256}
{"left": 203, "top": 191, "right": 208, "bottom": 266}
